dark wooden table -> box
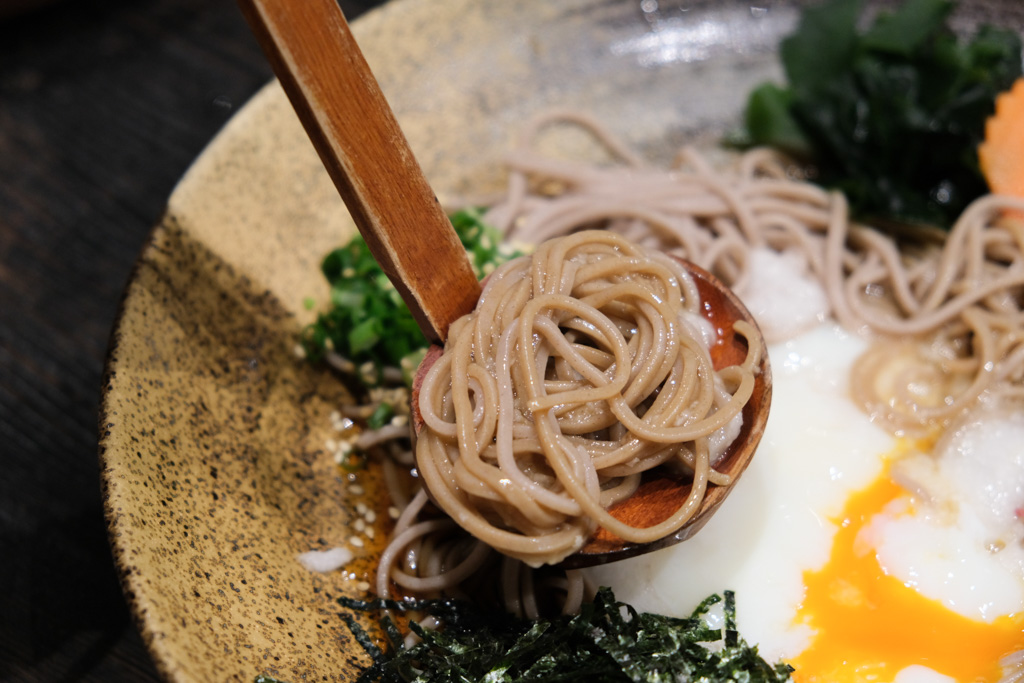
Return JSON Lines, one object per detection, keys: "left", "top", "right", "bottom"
{"left": 0, "top": 0, "right": 382, "bottom": 679}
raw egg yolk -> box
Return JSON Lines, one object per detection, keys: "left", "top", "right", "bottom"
{"left": 790, "top": 451, "right": 1024, "bottom": 682}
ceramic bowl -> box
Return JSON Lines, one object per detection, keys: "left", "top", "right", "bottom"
{"left": 99, "top": 0, "right": 1022, "bottom": 680}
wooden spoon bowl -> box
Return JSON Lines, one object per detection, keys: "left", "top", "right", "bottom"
{"left": 412, "top": 257, "right": 771, "bottom": 568}
{"left": 566, "top": 259, "right": 771, "bottom": 566}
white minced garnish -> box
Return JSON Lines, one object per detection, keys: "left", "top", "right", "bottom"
{"left": 333, "top": 441, "right": 354, "bottom": 465}
{"left": 680, "top": 310, "right": 717, "bottom": 352}
{"left": 736, "top": 247, "right": 830, "bottom": 344}
{"left": 867, "top": 403, "right": 1024, "bottom": 621}
{"left": 298, "top": 547, "right": 353, "bottom": 573}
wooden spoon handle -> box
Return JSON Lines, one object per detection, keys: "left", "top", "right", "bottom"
{"left": 237, "top": 0, "right": 481, "bottom": 342}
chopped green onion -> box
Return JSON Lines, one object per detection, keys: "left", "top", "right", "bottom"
{"left": 301, "top": 209, "right": 525, "bottom": 388}
{"left": 367, "top": 403, "right": 395, "bottom": 431}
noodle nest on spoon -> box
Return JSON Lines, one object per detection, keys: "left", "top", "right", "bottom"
{"left": 415, "top": 230, "right": 762, "bottom": 566}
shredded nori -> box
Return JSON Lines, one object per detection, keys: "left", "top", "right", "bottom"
{"left": 338, "top": 588, "right": 794, "bottom": 683}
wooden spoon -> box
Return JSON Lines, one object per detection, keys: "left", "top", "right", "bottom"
{"left": 237, "top": 0, "right": 480, "bottom": 343}
{"left": 237, "top": 0, "right": 771, "bottom": 567}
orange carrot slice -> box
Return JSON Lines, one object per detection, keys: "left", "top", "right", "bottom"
{"left": 979, "top": 78, "right": 1024, "bottom": 199}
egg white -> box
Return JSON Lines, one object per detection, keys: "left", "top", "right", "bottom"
{"left": 585, "top": 321, "right": 893, "bottom": 661}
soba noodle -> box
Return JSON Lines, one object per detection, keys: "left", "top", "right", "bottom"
{"left": 414, "top": 230, "right": 760, "bottom": 567}
{"left": 485, "top": 111, "right": 1024, "bottom": 435}
{"left": 369, "top": 111, "right": 1024, "bottom": 615}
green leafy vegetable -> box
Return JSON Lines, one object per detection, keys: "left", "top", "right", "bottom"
{"left": 449, "top": 206, "right": 522, "bottom": 279}
{"left": 339, "top": 587, "right": 794, "bottom": 683}
{"left": 301, "top": 209, "right": 523, "bottom": 386}
{"left": 367, "top": 402, "right": 396, "bottom": 430}
{"left": 741, "top": 0, "right": 1022, "bottom": 228}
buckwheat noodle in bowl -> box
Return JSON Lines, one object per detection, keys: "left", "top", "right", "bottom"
{"left": 413, "top": 230, "right": 763, "bottom": 568}
{"left": 485, "top": 111, "right": 1024, "bottom": 436}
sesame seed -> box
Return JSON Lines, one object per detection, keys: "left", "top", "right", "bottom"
{"left": 356, "top": 581, "right": 370, "bottom": 592}
{"left": 349, "top": 484, "right": 365, "bottom": 496}
{"left": 354, "top": 519, "right": 366, "bottom": 532}
{"left": 364, "top": 510, "right": 377, "bottom": 523}
{"left": 350, "top": 536, "right": 364, "bottom": 548}
{"left": 388, "top": 506, "right": 400, "bottom": 519}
